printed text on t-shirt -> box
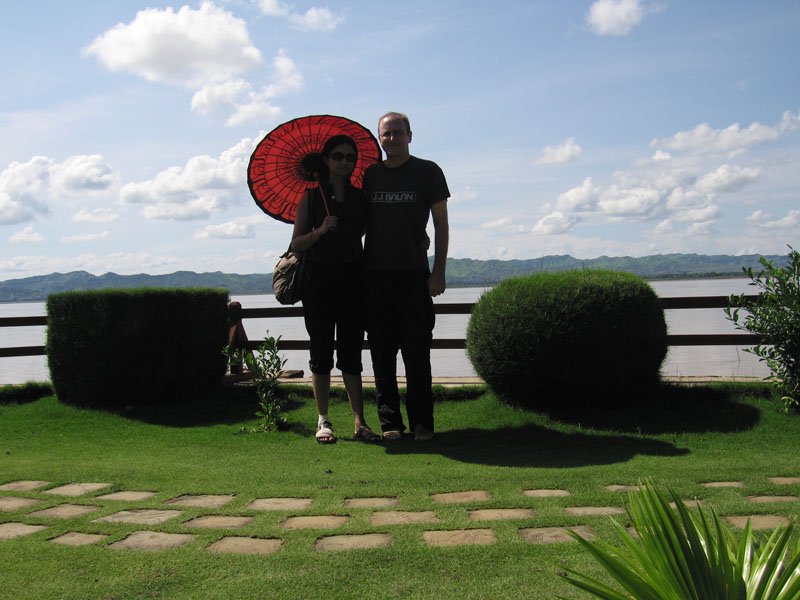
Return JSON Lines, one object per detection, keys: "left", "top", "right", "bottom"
{"left": 371, "top": 191, "right": 416, "bottom": 203}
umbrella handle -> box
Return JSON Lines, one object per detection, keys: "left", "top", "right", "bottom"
{"left": 317, "top": 181, "right": 331, "bottom": 217}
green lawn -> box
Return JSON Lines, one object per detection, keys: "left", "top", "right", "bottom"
{"left": 1, "top": 382, "right": 798, "bottom": 599}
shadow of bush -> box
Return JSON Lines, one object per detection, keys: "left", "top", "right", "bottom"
{"left": 527, "top": 382, "right": 764, "bottom": 434}
{"left": 105, "top": 384, "right": 306, "bottom": 428}
{"left": 0, "top": 382, "right": 54, "bottom": 405}
{"left": 382, "top": 423, "right": 688, "bottom": 467}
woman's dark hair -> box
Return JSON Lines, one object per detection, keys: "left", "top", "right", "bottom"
{"left": 321, "top": 135, "right": 358, "bottom": 159}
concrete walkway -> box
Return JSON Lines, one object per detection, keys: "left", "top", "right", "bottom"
{"left": 2, "top": 478, "right": 797, "bottom": 553}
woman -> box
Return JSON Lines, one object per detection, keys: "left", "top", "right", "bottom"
{"left": 291, "top": 135, "right": 380, "bottom": 444}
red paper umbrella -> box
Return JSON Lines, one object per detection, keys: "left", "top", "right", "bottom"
{"left": 247, "top": 114, "right": 381, "bottom": 223}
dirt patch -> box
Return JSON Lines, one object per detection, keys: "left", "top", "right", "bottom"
{"left": 422, "top": 529, "right": 495, "bottom": 547}
{"left": 431, "top": 490, "right": 491, "bottom": 504}
{"left": 109, "top": 531, "right": 194, "bottom": 551}
{"left": 315, "top": 533, "right": 392, "bottom": 551}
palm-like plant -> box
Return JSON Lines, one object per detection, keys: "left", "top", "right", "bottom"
{"left": 561, "top": 481, "right": 800, "bottom": 599}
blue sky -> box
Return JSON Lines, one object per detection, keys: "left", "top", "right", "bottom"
{"left": 1, "top": 0, "right": 798, "bottom": 280}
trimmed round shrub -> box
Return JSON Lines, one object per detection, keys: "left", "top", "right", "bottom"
{"left": 47, "top": 288, "right": 228, "bottom": 409}
{"left": 466, "top": 270, "right": 667, "bottom": 409}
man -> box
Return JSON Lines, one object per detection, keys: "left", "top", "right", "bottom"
{"left": 363, "top": 111, "right": 450, "bottom": 442}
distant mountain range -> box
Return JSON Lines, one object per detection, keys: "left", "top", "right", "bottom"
{"left": 0, "top": 253, "right": 786, "bottom": 302}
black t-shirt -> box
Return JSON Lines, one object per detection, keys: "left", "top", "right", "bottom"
{"left": 304, "top": 183, "right": 366, "bottom": 265}
{"left": 363, "top": 156, "right": 449, "bottom": 271}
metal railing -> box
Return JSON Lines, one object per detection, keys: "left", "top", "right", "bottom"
{"left": 0, "top": 295, "right": 762, "bottom": 358}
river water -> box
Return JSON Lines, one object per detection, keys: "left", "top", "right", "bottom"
{"left": 0, "top": 277, "right": 768, "bottom": 384}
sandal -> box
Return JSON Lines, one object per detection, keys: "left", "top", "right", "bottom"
{"left": 316, "top": 421, "right": 337, "bottom": 444}
{"left": 353, "top": 425, "right": 381, "bottom": 443}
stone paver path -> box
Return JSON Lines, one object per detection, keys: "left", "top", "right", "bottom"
{"left": 247, "top": 498, "right": 313, "bottom": 511}
{"left": 43, "top": 483, "right": 111, "bottom": 497}
{"left": 0, "top": 497, "right": 40, "bottom": 512}
{"left": 28, "top": 504, "right": 100, "bottom": 519}
{"left": 109, "top": 531, "right": 194, "bottom": 551}
{"left": 208, "top": 537, "right": 283, "bottom": 555}
{"left": 2, "top": 477, "right": 797, "bottom": 553}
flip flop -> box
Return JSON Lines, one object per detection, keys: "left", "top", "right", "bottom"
{"left": 353, "top": 425, "right": 381, "bottom": 443}
{"left": 316, "top": 421, "right": 337, "bottom": 444}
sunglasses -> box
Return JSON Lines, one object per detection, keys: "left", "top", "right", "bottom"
{"left": 329, "top": 152, "right": 357, "bottom": 163}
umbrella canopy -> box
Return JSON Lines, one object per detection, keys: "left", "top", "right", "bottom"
{"left": 247, "top": 114, "right": 381, "bottom": 223}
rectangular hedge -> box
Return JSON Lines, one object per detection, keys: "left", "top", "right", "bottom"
{"left": 46, "top": 288, "right": 229, "bottom": 409}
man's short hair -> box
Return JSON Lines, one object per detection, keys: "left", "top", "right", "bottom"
{"left": 379, "top": 112, "right": 411, "bottom": 134}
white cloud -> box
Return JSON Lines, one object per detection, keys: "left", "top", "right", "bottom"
{"left": 257, "top": 1, "right": 345, "bottom": 32}
{"left": 537, "top": 137, "right": 583, "bottom": 165}
{"left": 1, "top": 154, "right": 117, "bottom": 224}
{"left": 586, "top": 0, "right": 644, "bottom": 36}
{"left": 289, "top": 7, "right": 345, "bottom": 32}
{"left": 52, "top": 154, "right": 116, "bottom": 194}
{"left": 189, "top": 50, "right": 303, "bottom": 126}
{"left": 191, "top": 79, "right": 251, "bottom": 115}
{"left": 120, "top": 136, "right": 256, "bottom": 220}
{"left": 480, "top": 217, "right": 526, "bottom": 233}
{"left": 72, "top": 208, "right": 120, "bottom": 223}
{"left": 555, "top": 177, "right": 596, "bottom": 211}
{"left": 84, "top": 2, "right": 261, "bottom": 87}
{"left": 141, "top": 197, "right": 221, "bottom": 221}
{"left": 695, "top": 164, "right": 761, "bottom": 194}
{"left": 650, "top": 112, "right": 800, "bottom": 155}
{"left": 258, "top": 0, "right": 289, "bottom": 17}
{"left": 0, "top": 157, "right": 52, "bottom": 224}
{"left": 671, "top": 204, "right": 719, "bottom": 223}
{"left": 9, "top": 225, "right": 43, "bottom": 243}
{"left": 598, "top": 185, "right": 663, "bottom": 219}
{"left": 194, "top": 217, "right": 260, "bottom": 239}
{"left": 763, "top": 209, "right": 800, "bottom": 230}
{"left": 532, "top": 211, "right": 580, "bottom": 235}
{"left": 450, "top": 186, "right": 478, "bottom": 204}
{"left": 651, "top": 150, "right": 671, "bottom": 161}
{"left": 225, "top": 51, "right": 303, "bottom": 126}
{"left": 746, "top": 209, "right": 768, "bottom": 222}
{"left": 684, "top": 221, "right": 715, "bottom": 236}
{"left": 61, "top": 231, "right": 110, "bottom": 243}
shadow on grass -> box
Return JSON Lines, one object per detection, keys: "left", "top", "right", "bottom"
{"left": 537, "top": 382, "right": 764, "bottom": 434}
{"left": 110, "top": 384, "right": 307, "bottom": 428}
{"left": 382, "top": 424, "right": 688, "bottom": 467}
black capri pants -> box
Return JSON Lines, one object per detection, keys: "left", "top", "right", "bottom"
{"left": 301, "top": 261, "right": 365, "bottom": 375}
